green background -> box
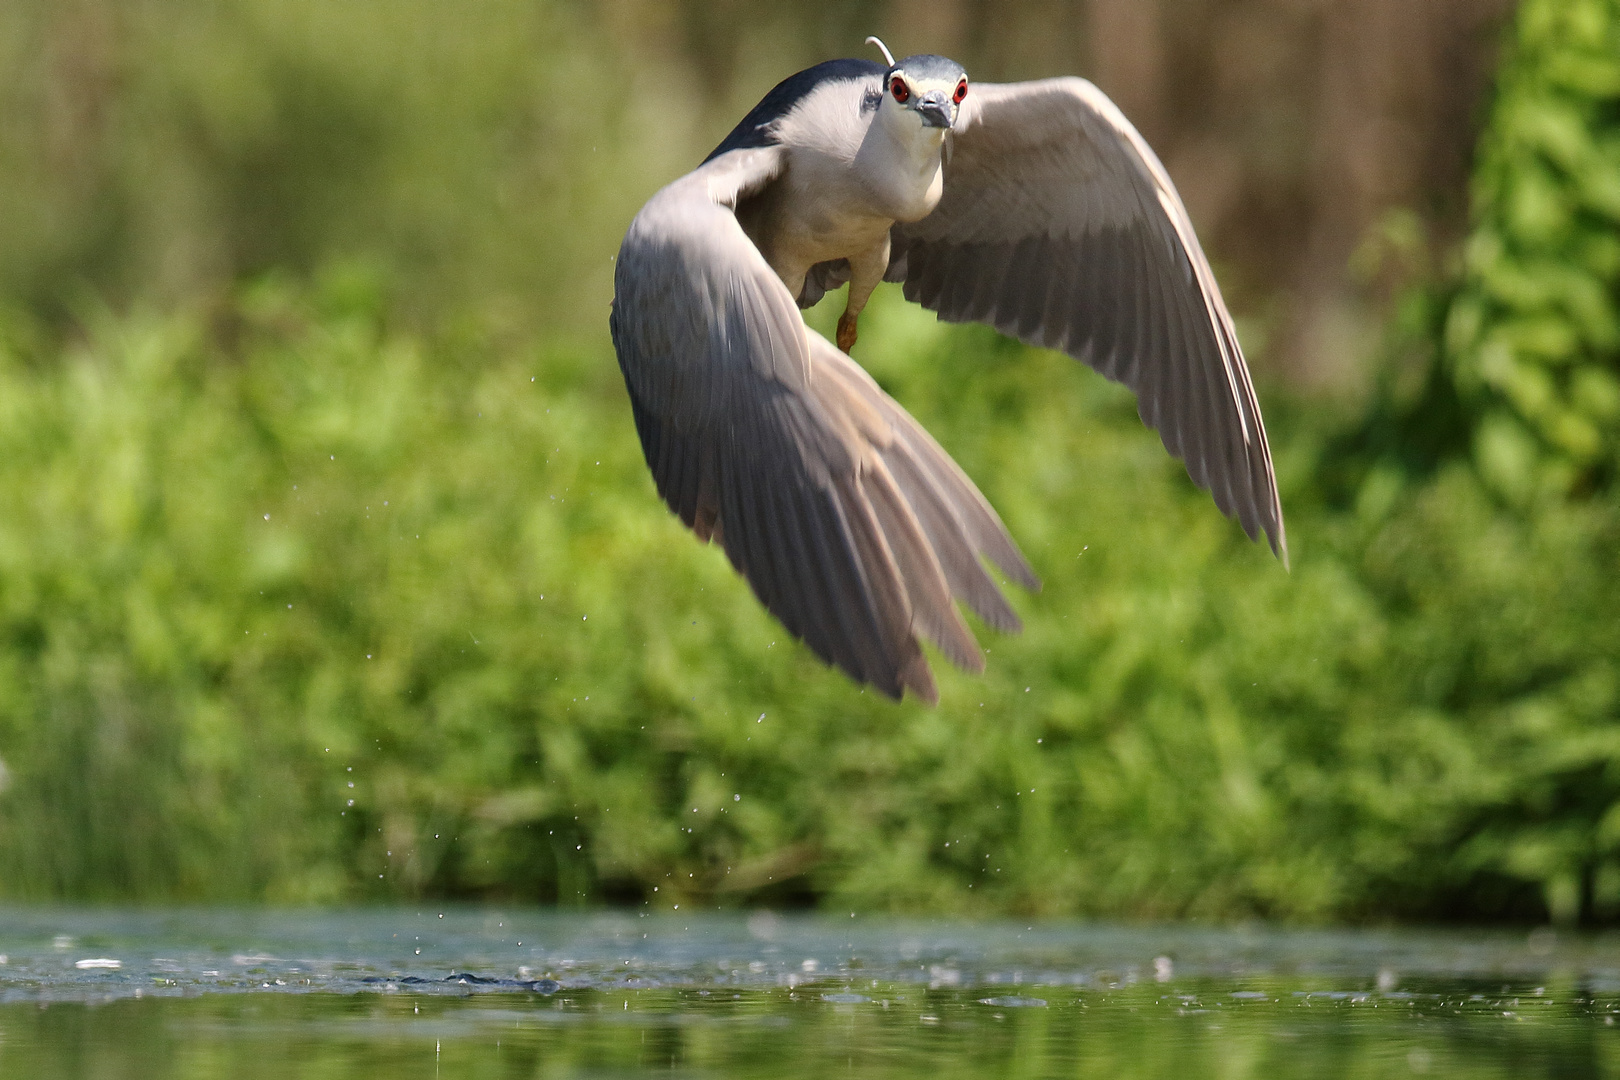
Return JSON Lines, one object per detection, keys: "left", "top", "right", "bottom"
{"left": 0, "top": 0, "right": 1616, "bottom": 924}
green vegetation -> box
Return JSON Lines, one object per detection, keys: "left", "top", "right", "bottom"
{"left": 0, "top": 0, "right": 1616, "bottom": 922}
{"left": 0, "top": 271, "right": 1615, "bottom": 921}
{"left": 0, "top": 0, "right": 830, "bottom": 339}
{"left": 1448, "top": 0, "right": 1620, "bottom": 498}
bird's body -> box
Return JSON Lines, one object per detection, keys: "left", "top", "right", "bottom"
{"left": 611, "top": 44, "right": 1284, "bottom": 703}
{"left": 726, "top": 57, "right": 955, "bottom": 347}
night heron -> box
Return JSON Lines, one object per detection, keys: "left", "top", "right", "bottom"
{"left": 611, "top": 39, "right": 1285, "bottom": 704}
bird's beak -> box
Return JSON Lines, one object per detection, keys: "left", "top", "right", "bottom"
{"left": 916, "top": 92, "right": 952, "bottom": 129}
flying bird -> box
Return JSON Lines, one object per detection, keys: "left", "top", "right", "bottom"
{"left": 610, "top": 39, "right": 1285, "bottom": 704}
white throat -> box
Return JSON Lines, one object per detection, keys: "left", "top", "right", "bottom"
{"left": 855, "top": 98, "right": 948, "bottom": 223}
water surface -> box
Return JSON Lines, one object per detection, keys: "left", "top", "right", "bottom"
{"left": 1, "top": 908, "right": 1616, "bottom": 1077}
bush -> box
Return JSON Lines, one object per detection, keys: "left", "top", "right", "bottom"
{"left": 0, "top": 276, "right": 1613, "bottom": 922}
{"left": 1446, "top": 0, "right": 1620, "bottom": 499}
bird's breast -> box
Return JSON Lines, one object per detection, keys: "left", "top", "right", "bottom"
{"left": 767, "top": 151, "right": 898, "bottom": 260}
{"left": 880, "top": 162, "right": 945, "bottom": 224}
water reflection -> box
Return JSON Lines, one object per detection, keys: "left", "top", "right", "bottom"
{"left": 0, "top": 909, "right": 1617, "bottom": 1077}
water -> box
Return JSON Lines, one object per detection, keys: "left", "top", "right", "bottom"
{"left": 2, "top": 908, "right": 1618, "bottom": 1078}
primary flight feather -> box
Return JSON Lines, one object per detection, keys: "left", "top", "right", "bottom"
{"left": 610, "top": 43, "right": 1285, "bottom": 704}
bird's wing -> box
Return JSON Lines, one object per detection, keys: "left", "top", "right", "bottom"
{"left": 612, "top": 146, "right": 1038, "bottom": 703}
{"left": 890, "top": 78, "right": 1286, "bottom": 558}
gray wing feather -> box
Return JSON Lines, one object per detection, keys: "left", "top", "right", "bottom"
{"left": 797, "top": 259, "right": 852, "bottom": 308}
{"left": 892, "top": 78, "right": 1286, "bottom": 558}
{"left": 612, "top": 147, "right": 1038, "bottom": 703}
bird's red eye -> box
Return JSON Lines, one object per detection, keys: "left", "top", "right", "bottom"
{"left": 890, "top": 77, "right": 909, "bottom": 103}
{"left": 953, "top": 79, "right": 968, "bottom": 104}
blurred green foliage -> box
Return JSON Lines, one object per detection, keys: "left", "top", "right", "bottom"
{"left": 0, "top": 0, "right": 1616, "bottom": 924}
{"left": 0, "top": 273, "right": 1615, "bottom": 922}
{"left": 1446, "top": 0, "right": 1620, "bottom": 498}
{"left": 0, "top": 0, "right": 702, "bottom": 339}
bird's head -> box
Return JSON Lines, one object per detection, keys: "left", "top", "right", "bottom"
{"left": 867, "top": 40, "right": 967, "bottom": 135}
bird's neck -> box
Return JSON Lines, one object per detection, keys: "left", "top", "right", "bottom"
{"left": 855, "top": 105, "right": 947, "bottom": 223}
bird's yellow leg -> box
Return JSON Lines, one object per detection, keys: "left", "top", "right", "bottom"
{"left": 836, "top": 309, "right": 860, "bottom": 353}
{"left": 836, "top": 240, "right": 890, "bottom": 354}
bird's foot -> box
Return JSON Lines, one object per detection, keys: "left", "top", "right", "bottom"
{"left": 836, "top": 311, "right": 859, "bottom": 353}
